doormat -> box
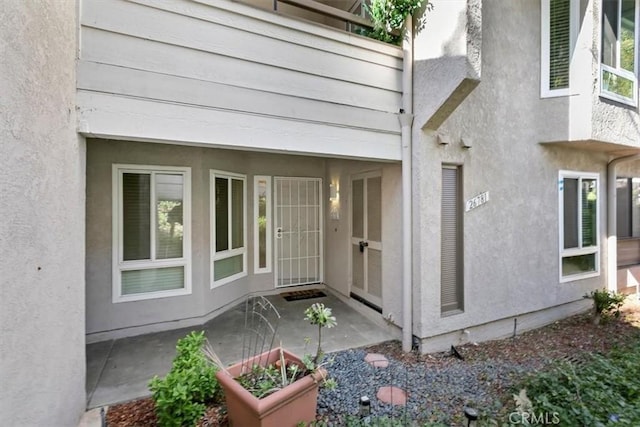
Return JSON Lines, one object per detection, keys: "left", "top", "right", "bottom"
{"left": 281, "top": 290, "right": 327, "bottom": 302}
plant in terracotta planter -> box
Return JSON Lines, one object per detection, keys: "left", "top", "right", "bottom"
{"left": 204, "top": 302, "right": 337, "bottom": 427}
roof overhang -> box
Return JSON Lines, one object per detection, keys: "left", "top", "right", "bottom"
{"left": 540, "top": 139, "right": 640, "bottom": 157}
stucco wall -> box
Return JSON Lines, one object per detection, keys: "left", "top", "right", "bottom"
{"left": 412, "top": 0, "right": 611, "bottom": 343}
{"left": 616, "top": 159, "right": 640, "bottom": 177}
{"left": 588, "top": 0, "right": 640, "bottom": 146}
{"left": 0, "top": 1, "right": 86, "bottom": 425}
{"left": 324, "top": 160, "right": 403, "bottom": 324}
{"left": 87, "top": 140, "right": 401, "bottom": 340}
{"left": 87, "top": 140, "right": 342, "bottom": 339}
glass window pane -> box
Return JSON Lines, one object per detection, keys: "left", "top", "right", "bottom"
{"left": 632, "top": 178, "right": 640, "bottom": 236}
{"left": 581, "top": 178, "right": 597, "bottom": 247}
{"left": 621, "top": 0, "right": 636, "bottom": 72}
{"left": 563, "top": 178, "right": 579, "bottom": 249}
{"left": 617, "top": 178, "right": 631, "bottom": 238}
{"left": 367, "top": 177, "right": 382, "bottom": 241}
{"left": 562, "top": 254, "right": 596, "bottom": 276}
{"left": 549, "top": 0, "right": 571, "bottom": 90}
{"left": 352, "top": 179, "right": 364, "bottom": 238}
{"left": 214, "top": 255, "right": 243, "bottom": 281}
{"left": 602, "top": 68, "right": 635, "bottom": 98}
{"left": 123, "top": 173, "right": 151, "bottom": 261}
{"left": 215, "top": 177, "right": 229, "bottom": 252}
{"left": 257, "top": 179, "right": 268, "bottom": 269}
{"left": 121, "top": 266, "right": 184, "bottom": 295}
{"left": 231, "top": 179, "right": 244, "bottom": 249}
{"left": 352, "top": 244, "right": 364, "bottom": 291}
{"left": 156, "top": 174, "right": 184, "bottom": 259}
{"left": 602, "top": 0, "right": 619, "bottom": 67}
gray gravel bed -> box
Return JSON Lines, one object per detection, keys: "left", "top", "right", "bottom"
{"left": 317, "top": 349, "right": 536, "bottom": 425}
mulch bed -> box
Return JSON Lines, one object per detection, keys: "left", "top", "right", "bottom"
{"left": 106, "top": 300, "right": 640, "bottom": 426}
{"left": 106, "top": 398, "right": 227, "bottom": 427}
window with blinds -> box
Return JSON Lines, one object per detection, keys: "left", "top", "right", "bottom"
{"left": 441, "top": 166, "right": 463, "bottom": 314}
{"left": 559, "top": 171, "right": 600, "bottom": 281}
{"left": 541, "top": 0, "right": 578, "bottom": 97}
{"left": 211, "top": 170, "right": 247, "bottom": 287}
{"left": 616, "top": 177, "right": 640, "bottom": 238}
{"left": 600, "top": 0, "right": 638, "bottom": 105}
{"left": 113, "top": 165, "right": 191, "bottom": 302}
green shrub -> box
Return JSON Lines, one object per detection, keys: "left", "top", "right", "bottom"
{"left": 519, "top": 342, "right": 640, "bottom": 426}
{"left": 363, "top": 0, "right": 431, "bottom": 45}
{"left": 584, "top": 288, "right": 626, "bottom": 320}
{"left": 149, "top": 331, "right": 219, "bottom": 427}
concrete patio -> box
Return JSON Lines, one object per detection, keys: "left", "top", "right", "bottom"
{"left": 86, "top": 292, "right": 398, "bottom": 408}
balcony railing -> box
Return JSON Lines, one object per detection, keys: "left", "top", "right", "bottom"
{"left": 239, "top": 0, "right": 397, "bottom": 41}
{"left": 275, "top": 0, "right": 375, "bottom": 31}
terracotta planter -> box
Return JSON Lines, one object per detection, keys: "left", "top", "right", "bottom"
{"left": 216, "top": 348, "right": 326, "bottom": 427}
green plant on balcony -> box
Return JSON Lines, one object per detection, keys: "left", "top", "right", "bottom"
{"left": 364, "top": 0, "right": 431, "bottom": 44}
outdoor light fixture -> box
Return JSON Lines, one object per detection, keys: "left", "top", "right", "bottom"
{"left": 464, "top": 407, "right": 478, "bottom": 427}
{"left": 329, "top": 183, "right": 339, "bottom": 201}
{"left": 437, "top": 132, "right": 451, "bottom": 145}
{"left": 359, "top": 396, "right": 371, "bottom": 419}
{"left": 329, "top": 182, "right": 340, "bottom": 220}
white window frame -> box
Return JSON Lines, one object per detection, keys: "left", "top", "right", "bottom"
{"left": 211, "top": 170, "right": 247, "bottom": 288}
{"left": 558, "top": 170, "right": 600, "bottom": 283}
{"left": 254, "top": 175, "right": 272, "bottom": 274}
{"left": 112, "top": 164, "right": 192, "bottom": 303}
{"left": 541, "top": 0, "right": 580, "bottom": 98}
{"left": 599, "top": 0, "right": 639, "bottom": 106}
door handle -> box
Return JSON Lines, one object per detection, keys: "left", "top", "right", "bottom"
{"left": 359, "top": 241, "right": 368, "bottom": 252}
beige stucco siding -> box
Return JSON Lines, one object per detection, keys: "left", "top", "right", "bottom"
{"left": 0, "top": 0, "right": 86, "bottom": 425}
{"left": 412, "top": 0, "right": 616, "bottom": 345}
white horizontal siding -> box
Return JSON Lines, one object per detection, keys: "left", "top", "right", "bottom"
{"left": 77, "top": 0, "right": 403, "bottom": 159}
{"left": 81, "top": 28, "right": 400, "bottom": 112}
{"left": 77, "top": 62, "right": 400, "bottom": 133}
{"left": 82, "top": 0, "right": 402, "bottom": 91}
{"left": 136, "top": 0, "right": 403, "bottom": 67}
{"left": 77, "top": 91, "right": 402, "bottom": 160}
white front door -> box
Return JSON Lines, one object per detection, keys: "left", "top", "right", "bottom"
{"left": 274, "top": 177, "right": 323, "bottom": 288}
{"left": 350, "top": 172, "right": 382, "bottom": 308}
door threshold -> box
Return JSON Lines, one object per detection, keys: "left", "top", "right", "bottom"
{"left": 350, "top": 292, "right": 382, "bottom": 313}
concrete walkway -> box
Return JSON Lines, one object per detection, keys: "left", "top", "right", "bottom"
{"left": 86, "top": 292, "right": 398, "bottom": 408}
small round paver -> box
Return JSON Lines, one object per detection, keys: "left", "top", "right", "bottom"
{"left": 364, "top": 353, "right": 389, "bottom": 368}
{"left": 376, "top": 386, "right": 407, "bottom": 406}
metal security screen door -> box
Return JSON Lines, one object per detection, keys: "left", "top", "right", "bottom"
{"left": 274, "top": 178, "right": 323, "bottom": 288}
{"left": 350, "top": 172, "right": 382, "bottom": 308}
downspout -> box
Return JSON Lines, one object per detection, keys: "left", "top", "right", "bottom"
{"left": 399, "top": 16, "right": 414, "bottom": 353}
{"left": 607, "top": 154, "right": 640, "bottom": 293}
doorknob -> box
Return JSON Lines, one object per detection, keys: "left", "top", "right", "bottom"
{"left": 359, "top": 241, "right": 368, "bottom": 252}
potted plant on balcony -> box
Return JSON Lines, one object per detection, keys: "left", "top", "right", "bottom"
{"left": 205, "top": 302, "right": 337, "bottom": 427}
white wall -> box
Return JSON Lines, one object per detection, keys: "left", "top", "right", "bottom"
{"left": 0, "top": 1, "right": 86, "bottom": 425}
{"left": 77, "top": 0, "right": 403, "bottom": 160}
